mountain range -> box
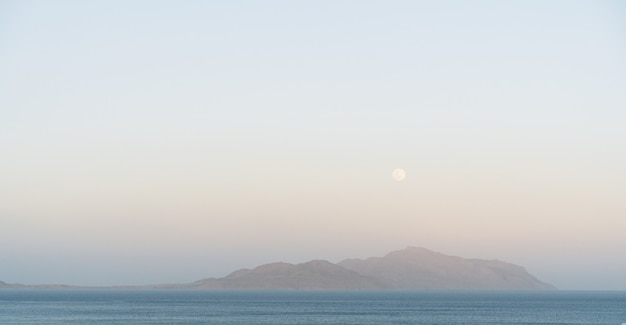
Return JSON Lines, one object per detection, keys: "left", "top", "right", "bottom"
{"left": 190, "top": 247, "right": 555, "bottom": 290}
{"left": 1, "top": 247, "right": 555, "bottom": 290}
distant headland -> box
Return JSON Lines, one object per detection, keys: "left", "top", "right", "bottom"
{"left": 1, "top": 247, "right": 555, "bottom": 290}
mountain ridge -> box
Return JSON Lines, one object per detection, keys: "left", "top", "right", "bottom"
{"left": 190, "top": 247, "right": 555, "bottom": 290}
{"left": 1, "top": 247, "right": 556, "bottom": 290}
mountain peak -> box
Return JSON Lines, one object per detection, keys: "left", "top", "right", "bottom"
{"left": 338, "top": 247, "right": 555, "bottom": 290}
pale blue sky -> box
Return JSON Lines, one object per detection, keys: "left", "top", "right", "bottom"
{"left": 1, "top": 1, "right": 625, "bottom": 289}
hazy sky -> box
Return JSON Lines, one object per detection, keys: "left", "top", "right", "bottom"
{"left": 1, "top": 1, "right": 625, "bottom": 289}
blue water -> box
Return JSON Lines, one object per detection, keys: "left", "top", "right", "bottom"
{"left": 1, "top": 290, "right": 625, "bottom": 324}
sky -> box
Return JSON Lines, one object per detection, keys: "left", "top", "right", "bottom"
{"left": 1, "top": 0, "right": 625, "bottom": 289}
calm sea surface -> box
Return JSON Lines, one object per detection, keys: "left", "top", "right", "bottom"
{"left": 1, "top": 290, "right": 625, "bottom": 324}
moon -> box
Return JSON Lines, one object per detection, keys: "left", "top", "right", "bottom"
{"left": 392, "top": 168, "right": 406, "bottom": 182}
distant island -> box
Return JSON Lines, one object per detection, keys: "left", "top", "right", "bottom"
{"left": 1, "top": 247, "right": 555, "bottom": 290}
{"left": 191, "top": 247, "right": 555, "bottom": 290}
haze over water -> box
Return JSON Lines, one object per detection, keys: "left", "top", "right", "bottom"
{"left": 1, "top": 1, "right": 625, "bottom": 289}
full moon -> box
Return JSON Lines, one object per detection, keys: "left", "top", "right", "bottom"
{"left": 392, "top": 168, "right": 406, "bottom": 182}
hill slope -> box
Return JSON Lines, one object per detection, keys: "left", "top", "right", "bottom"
{"left": 192, "top": 260, "right": 383, "bottom": 290}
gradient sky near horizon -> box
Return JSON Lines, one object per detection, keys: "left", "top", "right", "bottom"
{"left": 1, "top": 1, "right": 625, "bottom": 289}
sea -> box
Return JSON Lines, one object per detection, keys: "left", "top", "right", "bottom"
{"left": 1, "top": 290, "right": 625, "bottom": 324}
